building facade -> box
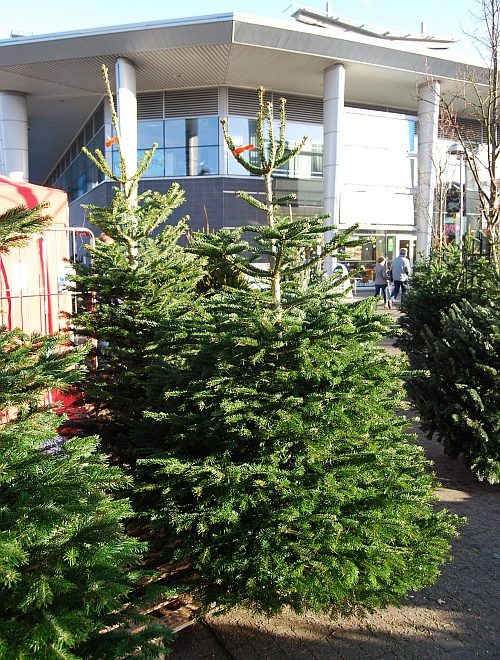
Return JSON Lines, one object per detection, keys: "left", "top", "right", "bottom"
{"left": 0, "top": 8, "right": 487, "bottom": 270}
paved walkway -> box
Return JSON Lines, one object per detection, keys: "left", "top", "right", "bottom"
{"left": 170, "top": 300, "right": 500, "bottom": 659}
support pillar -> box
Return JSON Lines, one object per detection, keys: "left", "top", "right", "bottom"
{"left": 218, "top": 86, "right": 229, "bottom": 177}
{"left": 323, "top": 64, "right": 345, "bottom": 274}
{"left": 0, "top": 91, "right": 29, "bottom": 182}
{"left": 115, "top": 58, "right": 137, "bottom": 189}
{"left": 416, "top": 80, "right": 440, "bottom": 258}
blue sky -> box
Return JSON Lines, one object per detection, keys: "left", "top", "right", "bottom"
{"left": 1, "top": 0, "right": 484, "bottom": 60}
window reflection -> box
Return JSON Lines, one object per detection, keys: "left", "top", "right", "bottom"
{"left": 227, "top": 116, "right": 323, "bottom": 179}
{"left": 138, "top": 121, "right": 164, "bottom": 149}
{"left": 50, "top": 111, "right": 327, "bottom": 203}
{"left": 52, "top": 126, "right": 105, "bottom": 202}
{"left": 142, "top": 116, "right": 219, "bottom": 177}
{"left": 165, "top": 119, "right": 185, "bottom": 148}
{"left": 138, "top": 149, "right": 165, "bottom": 177}
{"left": 165, "top": 148, "right": 186, "bottom": 176}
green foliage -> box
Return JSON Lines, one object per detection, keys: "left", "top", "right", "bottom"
{"left": 0, "top": 330, "right": 172, "bottom": 658}
{"left": 137, "top": 222, "right": 460, "bottom": 616}
{"left": 399, "top": 243, "right": 500, "bottom": 483}
{"left": 0, "top": 203, "right": 52, "bottom": 253}
{"left": 132, "top": 88, "right": 460, "bottom": 617}
{"left": 398, "top": 243, "right": 495, "bottom": 359}
{"left": 72, "top": 210, "right": 203, "bottom": 447}
{"left": 188, "top": 228, "right": 249, "bottom": 294}
{"left": 74, "top": 69, "right": 205, "bottom": 455}
{"left": 406, "top": 300, "right": 500, "bottom": 483}
{"left": 0, "top": 333, "right": 85, "bottom": 411}
{"left": 0, "top": 206, "right": 171, "bottom": 657}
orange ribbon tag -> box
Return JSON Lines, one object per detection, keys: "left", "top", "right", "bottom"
{"left": 232, "top": 144, "right": 254, "bottom": 155}
{"left": 105, "top": 136, "right": 119, "bottom": 147}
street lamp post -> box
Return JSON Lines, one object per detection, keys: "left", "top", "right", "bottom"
{"left": 447, "top": 142, "right": 465, "bottom": 244}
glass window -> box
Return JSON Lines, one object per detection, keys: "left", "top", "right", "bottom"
{"left": 138, "top": 148, "right": 165, "bottom": 177}
{"left": 196, "top": 146, "right": 218, "bottom": 175}
{"left": 227, "top": 117, "right": 255, "bottom": 145}
{"left": 89, "top": 127, "right": 105, "bottom": 154}
{"left": 73, "top": 152, "right": 85, "bottom": 179}
{"left": 84, "top": 164, "right": 98, "bottom": 191}
{"left": 84, "top": 119, "right": 94, "bottom": 143}
{"left": 53, "top": 114, "right": 220, "bottom": 195}
{"left": 285, "top": 122, "right": 318, "bottom": 148}
{"left": 76, "top": 172, "right": 86, "bottom": 198}
{"left": 112, "top": 150, "right": 120, "bottom": 177}
{"left": 187, "top": 117, "right": 219, "bottom": 145}
{"left": 165, "top": 119, "right": 186, "bottom": 148}
{"left": 138, "top": 120, "right": 164, "bottom": 149}
{"left": 164, "top": 117, "right": 219, "bottom": 175}
{"left": 226, "top": 116, "right": 322, "bottom": 179}
{"left": 165, "top": 148, "right": 187, "bottom": 176}
{"left": 408, "top": 120, "right": 417, "bottom": 153}
{"left": 226, "top": 117, "right": 258, "bottom": 175}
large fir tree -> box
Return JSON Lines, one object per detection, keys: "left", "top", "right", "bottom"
{"left": 135, "top": 88, "right": 461, "bottom": 616}
{"left": 73, "top": 65, "right": 204, "bottom": 460}
{"left": 0, "top": 205, "right": 171, "bottom": 658}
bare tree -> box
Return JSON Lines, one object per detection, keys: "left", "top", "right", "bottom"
{"left": 439, "top": 0, "right": 500, "bottom": 272}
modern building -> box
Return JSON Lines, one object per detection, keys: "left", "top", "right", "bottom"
{"left": 0, "top": 7, "right": 487, "bottom": 270}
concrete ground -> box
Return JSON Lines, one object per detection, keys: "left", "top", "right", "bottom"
{"left": 169, "top": 295, "right": 500, "bottom": 660}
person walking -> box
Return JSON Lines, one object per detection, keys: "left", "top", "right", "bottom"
{"left": 374, "top": 256, "right": 390, "bottom": 308}
{"left": 388, "top": 248, "right": 411, "bottom": 308}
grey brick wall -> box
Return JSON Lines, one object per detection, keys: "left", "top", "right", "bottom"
{"left": 69, "top": 176, "right": 324, "bottom": 233}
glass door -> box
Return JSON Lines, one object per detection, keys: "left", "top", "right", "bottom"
{"left": 397, "top": 237, "right": 416, "bottom": 264}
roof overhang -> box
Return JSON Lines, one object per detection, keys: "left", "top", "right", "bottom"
{"left": 0, "top": 12, "right": 488, "bottom": 183}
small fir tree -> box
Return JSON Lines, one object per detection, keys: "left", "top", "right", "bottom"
{"left": 73, "top": 65, "right": 204, "bottom": 459}
{"left": 188, "top": 228, "right": 249, "bottom": 294}
{"left": 399, "top": 241, "right": 500, "bottom": 483}
{"left": 411, "top": 299, "right": 500, "bottom": 483}
{"left": 0, "top": 206, "right": 171, "bottom": 658}
{"left": 135, "top": 88, "right": 460, "bottom": 616}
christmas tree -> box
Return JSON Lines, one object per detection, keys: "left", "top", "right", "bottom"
{"left": 399, "top": 242, "right": 500, "bottom": 483}
{"left": 135, "top": 88, "right": 460, "bottom": 616}
{"left": 0, "top": 205, "right": 171, "bottom": 658}
{"left": 188, "top": 227, "right": 249, "bottom": 294}
{"left": 406, "top": 298, "right": 500, "bottom": 483}
{"left": 73, "top": 65, "right": 204, "bottom": 461}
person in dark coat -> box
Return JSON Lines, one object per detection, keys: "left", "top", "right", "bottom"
{"left": 374, "top": 256, "right": 390, "bottom": 308}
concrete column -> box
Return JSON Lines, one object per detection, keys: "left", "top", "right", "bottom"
{"left": 416, "top": 80, "right": 440, "bottom": 258}
{"left": 218, "top": 86, "right": 229, "bottom": 176}
{"left": 323, "top": 64, "right": 345, "bottom": 274}
{"left": 103, "top": 96, "right": 113, "bottom": 174}
{"left": 0, "top": 92, "right": 29, "bottom": 181}
{"left": 115, "top": 57, "right": 137, "bottom": 184}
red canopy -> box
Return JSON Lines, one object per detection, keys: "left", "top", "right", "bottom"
{"left": 0, "top": 176, "right": 68, "bottom": 226}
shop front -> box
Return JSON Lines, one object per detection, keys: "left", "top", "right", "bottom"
{"left": 341, "top": 230, "right": 416, "bottom": 284}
